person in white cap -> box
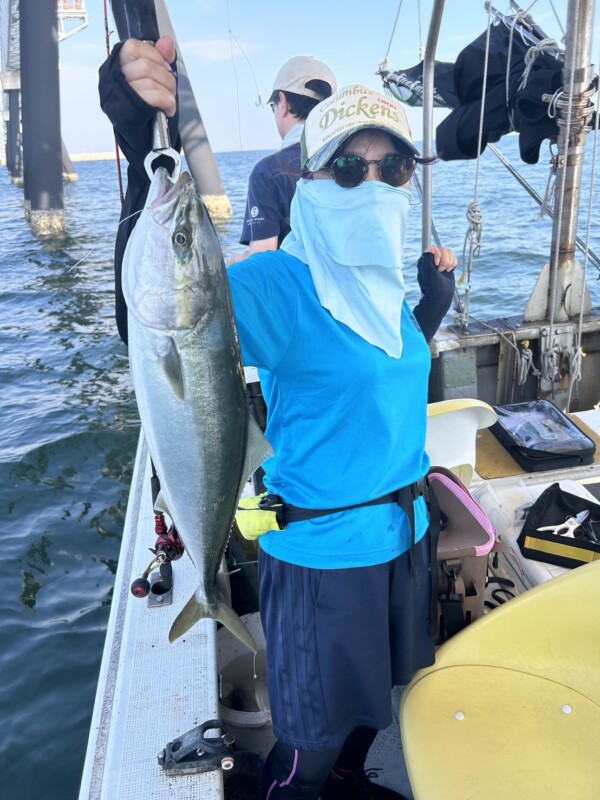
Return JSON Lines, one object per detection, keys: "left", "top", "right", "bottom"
{"left": 99, "top": 51, "right": 458, "bottom": 799}
{"left": 228, "top": 55, "right": 337, "bottom": 265}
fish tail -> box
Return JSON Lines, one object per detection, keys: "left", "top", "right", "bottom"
{"left": 168, "top": 590, "right": 258, "bottom": 654}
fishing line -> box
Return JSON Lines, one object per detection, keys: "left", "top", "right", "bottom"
{"left": 226, "top": 0, "right": 264, "bottom": 151}
{"left": 67, "top": 209, "right": 143, "bottom": 274}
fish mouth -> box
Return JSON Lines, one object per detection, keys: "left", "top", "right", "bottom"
{"left": 150, "top": 171, "right": 200, "bottom": 227}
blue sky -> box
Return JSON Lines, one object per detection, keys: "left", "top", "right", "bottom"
{"left": 58, "top": 0, "right": 590, "bottom": 155}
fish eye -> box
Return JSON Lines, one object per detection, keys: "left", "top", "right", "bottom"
{"left": 174, "top": 230, "right": 190, "bottom": 247}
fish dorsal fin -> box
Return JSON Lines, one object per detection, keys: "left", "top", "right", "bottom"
{"left": 162, "top": 337, "right": 185, "bottom": 401}
{"left": 242, "top": 416, "right": 274, "bottom": 485}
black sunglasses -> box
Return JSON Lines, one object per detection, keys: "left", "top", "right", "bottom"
{"left": 328, "top": 153, "right": 416, "bottom": 189}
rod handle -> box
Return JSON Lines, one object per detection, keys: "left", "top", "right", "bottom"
{"left": 110, "top": 0, "right": 160, "bottom": 42}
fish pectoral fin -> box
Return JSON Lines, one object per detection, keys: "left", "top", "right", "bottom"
{"left": 161, "top": 337, "right": 185, "bottom": 401}
{"left": 242, "top": 416, "right": 274, "bottom": 484}
{"left": 168, "top": 589, "right": 258, "bottom": 654}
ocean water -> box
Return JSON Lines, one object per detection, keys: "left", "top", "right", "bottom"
{"left": 1, "top": 138, "right": 599, "bottom": 800}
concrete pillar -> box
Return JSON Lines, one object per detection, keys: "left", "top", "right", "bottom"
{"left": 62, "top": 139, "right": 78, "bottom": 182}
{"left": 6, "top": 89, "right": 22, "bottom": 181}
{"left": 20, "top": 0, "right": 64, "bottom": 235}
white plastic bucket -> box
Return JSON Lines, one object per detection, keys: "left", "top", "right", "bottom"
{"left": 217, "top": 612, "right": 275, "bottom": 757}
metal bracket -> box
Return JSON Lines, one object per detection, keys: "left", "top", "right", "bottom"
{"left": 147, "top": 566, "right": 173, "bottom": 607}
{"left": 539, "top": 325, "right": 575, "bottom": 389}
{"left": 158, "top": 719, "right": 235, "bottom": 775}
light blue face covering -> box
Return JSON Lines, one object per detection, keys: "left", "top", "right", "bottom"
{"left": 281, "top": 179, "right": 411, "bottom": 357}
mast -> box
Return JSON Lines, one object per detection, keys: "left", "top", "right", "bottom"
{"left": 421, "top": 0, "right": 445, "bottom": 252}
{"left": 524, "top": 0, "right": 596, "bottom": 322}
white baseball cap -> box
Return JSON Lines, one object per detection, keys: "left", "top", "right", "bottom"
{"left": 271, "top": 56, "right": 337, "bottom": 102}
{"left": 301, "top": 84, "right": 419, "bottom": 171}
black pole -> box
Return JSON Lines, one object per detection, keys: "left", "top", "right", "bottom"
{"left": 19, "top": 0, "right": 64, "bottom": 224}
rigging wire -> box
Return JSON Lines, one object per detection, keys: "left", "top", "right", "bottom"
{"left": 417, "top": 0, "right": 424, "bottom": 61}
{"left": 382, "top": 0, "right": 405, "bottom": 66}
{"left": 103, "top": 0, "right": 124, "bottom": 205}
{"left": 547, "top": 0, "right": 565, "bottom": 39}
{"left": 546, "top": 0, "right": 580, "bottom": 334}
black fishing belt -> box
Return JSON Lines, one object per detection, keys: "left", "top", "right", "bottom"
{"left": 258, "top": 477, "right": 440, "bottom": 637}
{"left": 258, "top": 478, "right": 428, "bottom": 529}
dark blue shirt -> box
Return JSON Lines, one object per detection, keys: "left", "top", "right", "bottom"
{"left": 239, "top": 143, "right": 301, "bottom": 246}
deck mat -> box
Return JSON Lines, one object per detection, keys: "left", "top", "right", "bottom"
{"left": 475, "top": 416, "right": 600, "bottom": 479}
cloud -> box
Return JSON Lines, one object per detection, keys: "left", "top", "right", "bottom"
{"left": 179, "top": 38, "right": 259, "bottom": 63}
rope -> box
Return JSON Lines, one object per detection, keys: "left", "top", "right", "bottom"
{"left": 457, "top": 4, "right": 493, "bottom": 328}
{"left": 541, "top": 339, "right": 562, "bottom": 385}
{"left": 519, "top": 37, "right": 561, "bottom": 92}
{"left": 517, "top": 340, "right": 541, "bottom": 386}
{"left": 506, "top": 10, "right": 529, "bottom": 130}
{"left": 459, "top": 201, "right": 483, "bottom": 287}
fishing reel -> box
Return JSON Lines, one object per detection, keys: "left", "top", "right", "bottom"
{"left": 130, "top": 516, "right": 185, "bottom": 599}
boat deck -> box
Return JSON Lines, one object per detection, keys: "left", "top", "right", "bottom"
{"left": 78, "top": 410, "right": 600, "bottom": 800}
{"left": 78, "top": 437, "right": 223, "bottom": 800}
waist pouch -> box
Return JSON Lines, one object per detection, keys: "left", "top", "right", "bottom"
{"left": 236, "top": 481, "right": 427, "bottom": 542}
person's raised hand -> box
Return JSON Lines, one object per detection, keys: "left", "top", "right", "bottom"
{"left": 118, "top": 36, "right": 177, "bottom": 118}
{"left": 425, "top": 246, "right": 457, "bottom": 273}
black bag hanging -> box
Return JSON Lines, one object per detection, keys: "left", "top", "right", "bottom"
{"left": 518, "top": 482, "right": 600, "bottom": 569}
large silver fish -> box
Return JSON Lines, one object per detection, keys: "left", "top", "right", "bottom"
{"left": 122, "top": 167, "right": 272, "bottom": 653}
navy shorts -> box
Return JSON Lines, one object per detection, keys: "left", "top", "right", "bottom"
{"left": 258, "top": 534, "right": 435, "bottom": 751}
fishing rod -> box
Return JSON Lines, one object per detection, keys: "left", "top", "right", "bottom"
{"left": 109, "top": 0, "right": 180, "bottom": 179}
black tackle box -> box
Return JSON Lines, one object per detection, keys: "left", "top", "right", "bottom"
{"left": 490, "top": 399, "right": 596, "bottom": 472}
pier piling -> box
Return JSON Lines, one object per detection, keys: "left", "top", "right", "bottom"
{"left": 19, "top": 0, "right": 65, "bottom": 235}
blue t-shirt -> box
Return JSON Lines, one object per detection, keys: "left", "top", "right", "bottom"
{"left": 228, "top": 250, "right": 431, "bottom": 569}
{"left": 239, "top": 144, "right": 300, "bottom": 246}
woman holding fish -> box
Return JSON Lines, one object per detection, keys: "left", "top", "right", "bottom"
{"left": 99, "top": 37, "right": 457, "bottom": 800}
